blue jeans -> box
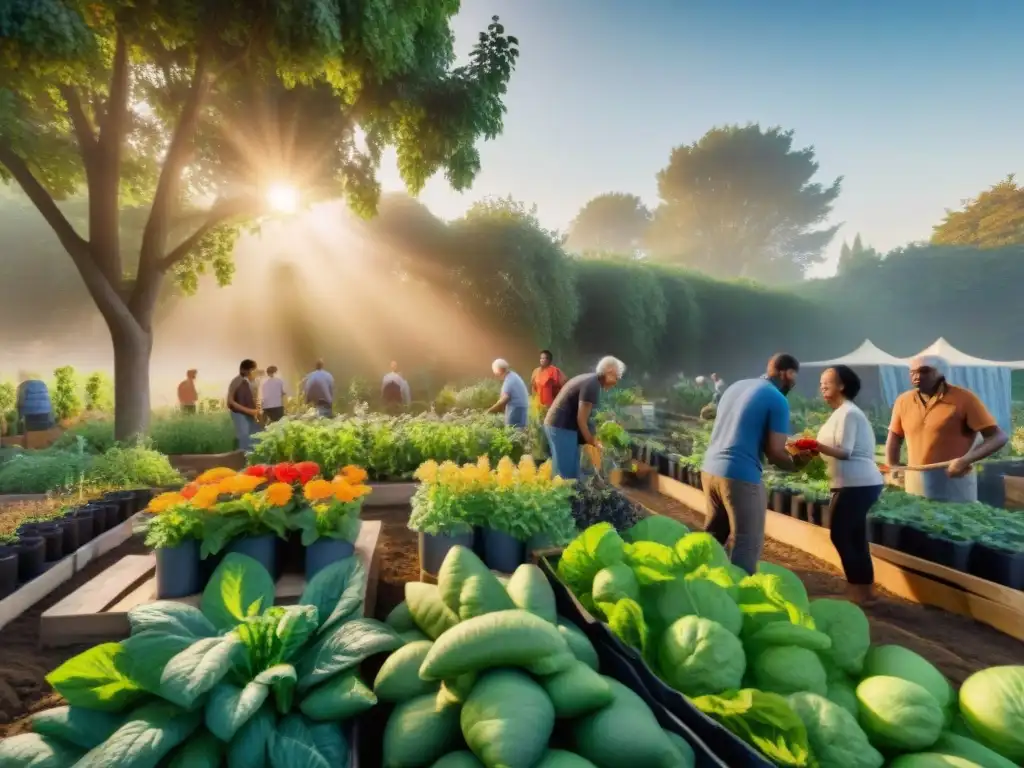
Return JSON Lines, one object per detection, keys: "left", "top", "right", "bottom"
{"left": 231, "top": 411, "right": 260, "bottom": 452}
{"left": 505, "top": 405, "right": 527, "bottom": 429}
{"left": 315, "top": 404, "right": 333, "bottom": 419}
{"left": 544, "top": 425, "right": 580, "bottom": 480}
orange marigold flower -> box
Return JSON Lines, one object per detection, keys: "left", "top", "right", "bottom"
{"left": 265, "top": 482, "right": 294, "bottom": 507}
{"left": 333, "top": 481, "right": 357, "bottom": 503}
{"left": 147, "top": 492, "right": 186, "bottom": 514}
{"left": 191, "top": 485, "right": 222, "bottom": 510}
{"left": 304, "top": 478, "right": 334, "bottom": 502}
{"left": 350, "top": 484, "right": 372, "bottom": 499}
{"left": 341, "top": 465, "right": 368, "bottom": 484}
{"left": 181, "top": 482, "right": 199, "bottom": 499}
{"left": 196, "top": 467, "right": 237, "bottom": 485}
{"left": 219, "top": 474, "right": 266, "bottom": 495}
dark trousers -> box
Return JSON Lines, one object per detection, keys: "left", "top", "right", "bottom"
{"left": 181, "top": 404, "right": 197, "bottom": 414}
{"left": 828, "top": 484, "right": 882, "bottom": 585}
{"left": 264, "top": 406, "right": 285, "bottom": 423}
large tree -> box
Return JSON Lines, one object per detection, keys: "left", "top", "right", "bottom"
{"left": 0, "top": 1, "right": 518, "bottom": 438}
{"left": 647, "top": 124, "right": 842, "bottom": 283}
{"left": 931, "top": 175, "right": 1024, "bottom": 248}
{"left": 565, "top": 192, "right": 651, "bottom": 256}
{"left": 836, "top": 233, "right": 882, "bottom": 275}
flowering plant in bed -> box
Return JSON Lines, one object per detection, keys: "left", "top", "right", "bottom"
{"left": 0, "top": 552, "right": 401, "bottom": 767}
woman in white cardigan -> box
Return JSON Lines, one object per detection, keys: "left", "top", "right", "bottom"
{"left": 813, "top": 365, "right": 884, "bottom": 605}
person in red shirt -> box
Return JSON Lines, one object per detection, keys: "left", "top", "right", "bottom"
{"left": 530, "top": 349, "right": 566, "bottom": 408}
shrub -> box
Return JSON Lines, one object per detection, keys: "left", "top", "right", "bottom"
{"left": 84, "top": 372, "right": 114, "bottom": 412}
{"left": 51, "top": 365, "right": 83, "bottom": 422}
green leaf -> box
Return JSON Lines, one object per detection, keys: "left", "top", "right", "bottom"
{"left": 167, "top": 729, "right": 224, "bottom": 768}
{"left": 622, "top": 541, "right": 680, "bottom": 585}
{"left": 30, "top": 706, "right": 124, "bottom": 750}
{"left": 300, "top": 556, "right": 367, "bottom": 632}
{"left": 201, "top": 553, "right": 275, "bottom": 631}
{"left": 75, "top": 701, "right": 202, "bottom": 768}
{"left": 292, "top": 508, "right": 319, "bottom": 547}
{"left": 45, "top": 642, "right": 145, "bottom": 712}
{"left": 0, "top": 732, "right": 84, "bottom": 767}
{"left": 255, "top": 664, "right": 298, "bottom": 714}
{"left": 296, "top": 618, "right": 403, "bottom": 692}
{"left": 692, "top": 689, "right": 812, "bottom": 767}
{"left": 308, "top": 722, "right": 349, "bottom": 766}
{"left": 159, "top": 634, "right": 244, "bottom": 709}
{"left": 205, "top": 681, "right": 269, "bottom": 741}
{"left": 300, "top": 671, "right": 377, "bottom": 721}
{"left": 120, "top": 631, "right": 195, "bottom": 694}
{"left": 598, "top": 597, "right": 651, "bottom": 659}
{"left": 274, "top": 605, "right": 320, "bottom": 663}
{"left": 200, "top": 516, "right": 252, "bottom": 559}
{"left": 556, "top": 522, "right": 625, "bottom": 603}
{"left": 269, "top": 715, "right": 331, "bottom": 768}
{"left": 126, "top": 602, "right": 217, "bottom": 640}
{"left": 227, "top": 703, "right": 275, "bottom": 768}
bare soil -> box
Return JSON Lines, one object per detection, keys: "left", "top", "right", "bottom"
{"left": 623, "top": 486, "right": 1023, "bottom": 684}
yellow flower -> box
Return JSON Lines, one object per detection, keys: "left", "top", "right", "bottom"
{"left": 518, "top": 455, "right": 537, "bottom": 482}
{"left": 476, "top": 455, "right": 491, "bottom": 473}
{"left": 196, "top": 467, "right": 238, "bottom": 485}
{"left": 538, "top": 460, "right": 554, "bottom": 482}
{"left": 304, "top": 478, "right": 334, "bottom": 502}
{"left": 147, "top": 492, "right": 185, "bottom": 514}
{"left": 265, "top": 482, "right": 294, "bottom": 507}
{"left": 496, "top": 456, "right": 514, "bottom": 475}
{"left": 332, "top": 478, "right": 357, "bottom": 503}
{"left": 218, "top": 473, "right": 266, "bottom": 496}
{"left": 341, "top": 465, "right": 368, "bottom": 484}
{"left": 414, "top": 460, "right": 439, "bottom": 484}
{"left": 191, "top": 485, "right": 222, "bottom": 510}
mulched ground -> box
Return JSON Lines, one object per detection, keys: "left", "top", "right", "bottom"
{"left": 623, "top": 486, "right": 1023, "bottom": 684}
{"left": 1, "top": 491, "right": 1021, "bottom": 735}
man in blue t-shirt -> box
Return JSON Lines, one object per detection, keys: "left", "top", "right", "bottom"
{"left": 488, "top": 358, "right": 530, "bottom": 428}
{"left": 701, "top": 353, "right": 811, "bottom": 574}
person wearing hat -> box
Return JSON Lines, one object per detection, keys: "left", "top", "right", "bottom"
{"left": 886, "top": 355, "right": 1007, "bottom": 502}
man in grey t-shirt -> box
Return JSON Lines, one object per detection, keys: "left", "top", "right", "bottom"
{"left": 487, "top": 358, "right": 529, "bottom": 428}
{"left": 302, "top": 359, "right": 335, "bottom": 418}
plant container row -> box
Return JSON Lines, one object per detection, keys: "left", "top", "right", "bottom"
{"left": 419, "top": 526, "right": 552, "bottom": 577}
{"left": 0, "top": 489, "right": 150, "bottom": 599}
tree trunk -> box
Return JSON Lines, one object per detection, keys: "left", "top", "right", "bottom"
{"left": 109, "top": 317, "right": 153, "bottom": 442}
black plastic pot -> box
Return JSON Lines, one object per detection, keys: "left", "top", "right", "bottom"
{"left": 769, "top": 489, "right": 792, "bottom": 514}
{"left": 33, "top": 524, "right": 63, "bottom": 562}
{"left": 13, "top": 535, "right": 45, "bottom": 582}
{"left": 481, "top": 527, "right": 526, "bottom": 574}
{"left": 630, "top": 441, "right": 642, "bottom": 460}
{"left": 103, "top": 491, "right": 135, "bottom": 522}
{"left": 667, "top": 457, "right": 679, "bottom": 481}
{"left": 901, "top": 527, "right": 929, "bottom": 558}
{"left": 656, "top": 452, "right": 671, "bottom": 477}
{"left": 101, "top": 502, "right": 120, "bottom": 530}
{"left": 806, "top": 499, "right": 824, "bottom": 526}
{"left": 71, "top": 508, "right": 96, "bottom": 545}
{"left": 418, "top": 530, "right": 474, "bottom": 578}
{"left": 130, "top": 488, "right": 153, "bottom": 510}
{"left": 280, "top": 532, "right": 305, "bottom": 575}
{"left": 790, "top": 495, "right": 807, "bottom": 521}
{"left": 867, "top": 517, "right": 880, "bottom": 544}
{"left": 0, "top": 546, "right": 18, "bottom": 598}
{"left": 924, "top": 535, "right": 972, "bottom": 572}
{"left": 968, "top": 543, "right": 1024, "bottom": 589}
{"left": 878, "top": 521, "right": 905, "bottom": 550}
{"left": 156, "top": 539, "right": 203, "bottom": 598}
{"left": 55, "top": 518, "right": 79, "bottom": 556}
{"left": 818, "top": 499, "right": 834, "bottom": 529}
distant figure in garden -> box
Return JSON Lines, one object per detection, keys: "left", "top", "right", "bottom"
{"left": 813, "top": 365, "right": 884, "bottom": 604}
{"left": 530, "top": 349, "right": 567, "bottom": 408}
{"left": 177, "top": 369, "right": 198, "bottom": 414}
{"left": 16, "top": 376, "right": 54, "bottom": 432}
{"left": 260, "top": 365, "right": 287, "bottom": 423}
{"left": 701, "top": 353, "right": 811, "bottom": 574}
{"left": 381, "top": 361, "right": 412, "bottom": 411}
{"left": 544, "top": 356, "right": 625, "bottom": 480}
{"left": 227, "top": 359, "right": 262, "bottom": 451}
{"left": 487, "top": 359, "right": 530, "bottom": 429}
{"left": 711, "top": 372, "right": 726, "bottom": 404}
{"left": 302, "top": 359, "right": 335, "bottom": 418}
{"left": 886, "top": 355, "right": 1007, "bottom": 502}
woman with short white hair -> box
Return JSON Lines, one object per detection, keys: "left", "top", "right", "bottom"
{"left": 543, "top": 356, "right": 626, "bottom": 479}
{"left": 487, "top": 358, "right": 530, "bottom": 428}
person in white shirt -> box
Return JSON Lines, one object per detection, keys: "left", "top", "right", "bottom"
{"left": 260, "top": 366, "right": 287, "bottom": 423}
{"left": 812, "top": 364, "right": 884, "bottom": 605}
{"left": 381, "top": 361, "right": 412, "bottom": 412}
{"left": 302, "top": 359, "right": 335, "bottom": 418}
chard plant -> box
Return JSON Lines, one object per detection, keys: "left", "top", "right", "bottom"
{"left": 0, "top": 553, "right": 402, "bottom": 767}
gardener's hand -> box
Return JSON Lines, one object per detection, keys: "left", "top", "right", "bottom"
{"left": 947, "top": 457, "right": 972, "bottom": 478}
{"left": 792, "top": 450, "right": 815, "bottom": 468}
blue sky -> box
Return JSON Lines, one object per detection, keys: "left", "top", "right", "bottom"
{"left": 377, "top": 0, "right": 1024, "bottom": 277}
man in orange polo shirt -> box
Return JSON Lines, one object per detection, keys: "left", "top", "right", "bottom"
{"left": 886, "top": 355, "right": 1007, "bottom": 501}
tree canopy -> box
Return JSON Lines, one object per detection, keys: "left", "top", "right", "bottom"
{"left": 0, "top": 0, "right": 519, "bottom": 436}
{"left": 565, "top": 192, "right": 651, "bottom": 256}
{"left": 646, "top": 124, "right": 842, "bottom": 283}
{"left": 931, "top": 175, "right": 1024, "bottom": 248}
{"left": 836, "top": 233, "right": 882, "bottom": 275}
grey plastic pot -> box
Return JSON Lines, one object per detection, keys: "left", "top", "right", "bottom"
{"left": 418, "top": 530, "right": 474, "bottom": 577}
{"left": 226, "top": 534, "right": 278, "bottom": 577}
{"left": 156, "top": 539, "right": 203, "bottom": 598}
{"left": 481, "top": 528, "right": 526, "bottom": 574}
{"left": 305, "top": 538, "right": 356, "bottom": 581}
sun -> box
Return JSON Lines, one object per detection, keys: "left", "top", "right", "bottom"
{"left": 265, "top": 182, "right": 300, "bottom": 214}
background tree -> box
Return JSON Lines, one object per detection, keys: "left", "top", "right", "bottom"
{"left": 836, "top": 233, "right": 882, "bottom": 275}
{"left": 0, "top": 2, "right": 518, "bottom": 438}
{"left": 931, "top": 175, "right": 1024, "bottom": 247}
{"left": 646, "top": 123, "right": 842, "bottom": 283}
{"left": 565, "top": 192, "right": 651, "bottom": 256}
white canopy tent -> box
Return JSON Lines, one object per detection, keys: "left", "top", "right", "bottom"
{"left": 796, "top": 340, "right": 909, "bottom": 409}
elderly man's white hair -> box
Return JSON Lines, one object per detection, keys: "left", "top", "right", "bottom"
{"left": 910, "top": 354, "right": 950, "bottom": 378}
{"left": 595, "top": 356, "right": 626, "bottom": 377}
{"left": 491, "top": 358, "right": 510, "bottom": 374}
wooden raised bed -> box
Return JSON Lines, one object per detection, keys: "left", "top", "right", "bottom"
{"left": 0, "top": 513, "right": 140, "bottom": 632}
{"left": 1003, "top": 475, "right": 1024, "bottom": 510}
{"left": 168, "top": 450, "right": 246, "bottom": 475}
{"left": 655, "top": 474, "right": 1024, "bottom": 643}
{"left": 39, "top": 519, "right": 382, "bottom": 647}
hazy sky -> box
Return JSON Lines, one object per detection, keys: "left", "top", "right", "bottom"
{"left": 377, "top": 0, "right": 1024, "bottom": 276}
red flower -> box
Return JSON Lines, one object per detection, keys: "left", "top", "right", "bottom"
{"left": 792, "top": 438, "right": 820, "bottom": 452}
{"left": 295, "top": 461, "right": 321, "bottom": 485}
{"left": 273, "top": 463, "right": 301, "bottom": 484}
{"left": 243, "top": 464, "right": 270, "bottom": 478}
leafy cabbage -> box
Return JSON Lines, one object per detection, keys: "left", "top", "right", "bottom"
{"left": 857, "top": 675, "right": 944, "bottom": 752}
{"left": 657, "top": 616, "right": 745, "bottom": 696}
{"left": 787, "top": 692, "right": 883, "bottom": 768}
{"left": 958, "top": 665, "right": 1024, "bottom": 762}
